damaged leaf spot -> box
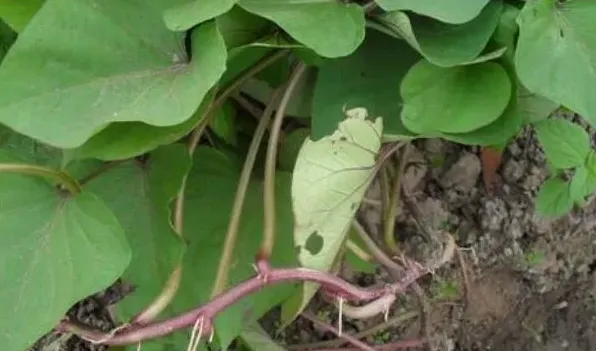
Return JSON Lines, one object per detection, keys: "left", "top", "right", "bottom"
{"left": 305, "top": 231, "right": 324, "bottom": 255}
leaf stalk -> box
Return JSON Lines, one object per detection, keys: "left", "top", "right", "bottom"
{"left": 210, "top": 86, "right": 286, "bottom": 297}
{"left": 0, "top": 163, "right": 81, "bottom": 195}
{"left": 261, "top": 61, "right": 308, "bottom": 258}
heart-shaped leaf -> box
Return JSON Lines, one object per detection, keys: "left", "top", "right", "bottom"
{"left": 0, "top": 151, "right": 131, "bottom": 351}
{"left": 535, "top": 177, "right": 574, "bottom": 218}
{"left": 534, "top": 119, "right": 590, "bottom": 169}
{"left": 0, "top": 0, "right": 227, "bottom": 148}
{"left": 516, "top": 0, "right": 596, "bottom": 127}
{"left": 377, "top": 1, "right": 502, "bottom": 67}
{"left": 400, "top": 60, "right": 512, "bottom": 134}
{"left": 85, "top": 144, "right": 190, "bottom": 321}
{"left": 238, "top": 0, "right": 365, "bottom": 58}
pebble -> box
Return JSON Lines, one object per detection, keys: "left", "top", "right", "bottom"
{"left": 506, "top": 218, "right": 523, "bottom": 239}
{"left": 480, "top": 198, "right": 508, "bottom": 233}
{"left": 439, "top": 152, "right": 482, "bottom": 192}
{"left": 502, "top": 159, "right": 525, "bottom": 183}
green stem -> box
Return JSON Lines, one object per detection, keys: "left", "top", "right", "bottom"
{"left": 383, "top": 144, "right": 410, "bottom": 254}
{"left": 346, "top": 239, "right": 373, "bottom": 263}
{"left": 210, "top": 87, "right": 286, "bottom": 297}
{"left": 379, "top": 166, "right": 391, "bottom": 225}
{"left": 141, "top": 49, "right": 291, "bottom": 323}
{"left": 261, "top": 62, "right": 308, "bottom": 258}
{"left": 0, "top": 163, "right": 81, "bottom": 195}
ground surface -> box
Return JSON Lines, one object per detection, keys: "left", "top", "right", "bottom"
{"left": 32, "top": 115, "right": 596, "bottom": 351}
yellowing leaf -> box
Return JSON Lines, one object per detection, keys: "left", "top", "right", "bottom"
{"left": 289, "top": 107, "right": 382, "bottom": 319}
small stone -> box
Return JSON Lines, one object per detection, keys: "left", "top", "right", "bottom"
{"left": 502, "top": 159, "right": 525, "bottom": 183}
{"left": 480, "top": 198, "right": 508, "bottom": 233}
{"left": 508, "top": 142, "right": 522, "bottom": 156}
{"left": 504, "top": 247, "right": 513, "bottom": 256}
{"left": 506, "top": 218, "right": 523, "bottom": 239}
{"left": 439, "top": 152, "right": 481, "bottom": 192}
{"left": 561, "top": 340, "right": 569, "bottom": 348}
{"left": 576, "top": 263, "right": 589, "bottom": 274}
{"left": 510, "top": 241, "right": 523, "bottom": 255}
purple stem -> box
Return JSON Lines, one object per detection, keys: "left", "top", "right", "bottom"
{"left": 58, "top": 261, "right": 427, "bottom": 346}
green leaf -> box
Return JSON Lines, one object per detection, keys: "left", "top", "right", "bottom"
{"left": 217, "top": 6, "right": 273, "bottom": 49}
{"left": 164, "top": 0, "right": 237, "bottom": 31}
{"left": 312, "top": 29, "right": 419, "bottom": 140}
{"left": 440, "top": 81, "right": 556, "bottom": 147}
{"left": 223, "top": 47, "right": 275, "bottom": 89}
{"left": 0, "top": 18, "right": 16, "bottom": 60}
{"left": 515, "top": 0, "right": 596, "bottom": 127}
{"left": 569, "top": 165, "right": 596, "bottom": 203}
{"left": 210, "top": 101, "right": 238, "bottom": 147}
{"left": 571, "top": 152, "right": 596, "bottom": 201}
{"left": 240, "top": 323, "right": 287, "bottom": 351}
{"left": 290, "top": 108, "right": 382, "bottom": 321}
{"left": 63, "top": 91, "right": 215, "bottom": 162}
{"left": 167, "top": 147, "right": 298, "bottom": 350}
{"left": 0, "top": 1, "right": 227, "bottom": 149}
{"left": 0, "top": 0, "right": 44, "bottom": 32}
{"left": 516, "top": 85, "right": 558, "bottom": 123}
{"left": 439, "top": 96, "right": 520, "bottom": 147}
{"left": 238, "top": 0, "right": 365, "bottom": 58}
{"left": 84, "top": 144, "right": 189, "bottom": 321}
{"left": 534, "top": 119, "right": 590, "bottom": 169}
{"left": 401, "top": 60, "right": 512, "bottom": 134}
{"left": 490, "top": 3, "right": 520, "bottom": 70}
{"left": 221, "top": 38, "right": 299, "bottom": 92}
{"left": 0, "top": 129, "right": 62, "bottom": 167}
{"left": 278, "top": 128, "right": 310, "bottom": 172}
{"left": 535, "top": 177, "right": 574, "bottom": 217}
{"left": 0, "top": 151, "right": 131, "bottom": 351}
{"left": 377, "top": 1, "right": 502, "bottom": 67}
{"left": 375, "top": 0, "right": 491, "bottom": 24}
{"left": 240, "top": 66, "right": 316, "bottom": 118}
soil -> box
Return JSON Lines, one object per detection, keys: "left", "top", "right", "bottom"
{"left": 32, "top": 112, "right": 596, "bottom": 351}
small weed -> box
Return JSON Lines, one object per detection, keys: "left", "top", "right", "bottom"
{"left": 372, "top": 330, "right": 391, "bottom": 344}
{"left": 524, "top": 249, "right": 546, "bottom": 268}
{"left": 432, "top": 279, "right": 459, "bottom": 300}
{"left": 429, "top": 155, "right": 446, "bottom": 169}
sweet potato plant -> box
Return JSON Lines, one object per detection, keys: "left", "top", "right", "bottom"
{"left": 0, "top": 0, "right": 595, "bottom": 350}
